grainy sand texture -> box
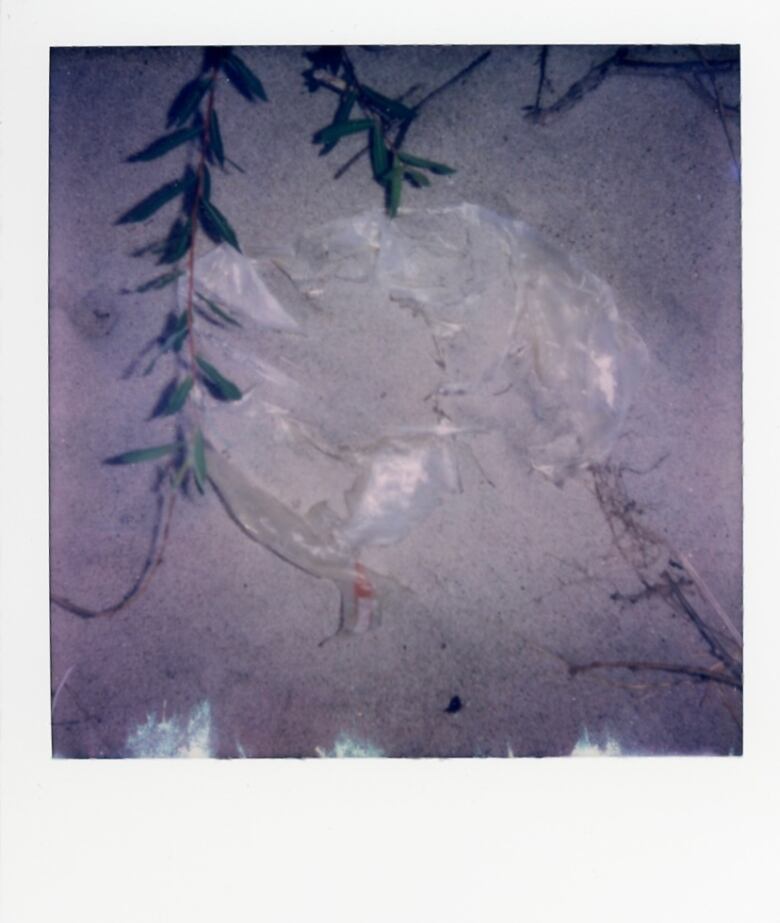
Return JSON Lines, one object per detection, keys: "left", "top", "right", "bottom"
{"left": 49, "top": 45, "right": 741, "bottom": 758}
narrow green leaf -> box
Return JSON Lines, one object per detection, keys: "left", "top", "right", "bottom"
{"left": 333, "top": 90, "right": 357, "bottom": 122}
{"left": 158, "top": 217, "right": 192, "bottom": 265}
{"left": 223, "top": 51, "right": 268, "bottom": 102}
{"left": 130, "top": 239, "right": 166, "bottom": 258}
{"left": 170, "top": 311, "right": 189, "bottom": 335}
{"left": 105, "top": 443, "right": 178, "bottom": 465}
{"left": 180, "top": 165, "right": 199, "bottom": 214}
{"left": 143, "top": 354, "right": 161, "bottom": 377}
{"left": 167, "top": 77, "right": 210, "bottom": 128}
{"left": 209, "top": 108, "right": 225, "bottom": 167}
{"left": 198, "top": 199, "right": 240, "bottom": 251}
{"left": 403, "top": 167, "right": 431, "bottom": 188}
{"left": 222, "top": 56, "right": 254, "bottom": 101}
{"left": 159, "top": 375, "right": 194, "bottom": 416}
{"left": 192, "top": 429, "right": 207, "bottom": 492}
{"left": 117, "top": 175, "right": 193, "bottom": 224}
{"left": 333, "top": 90, "right": 358, "bottom": 124}
{"left": 170, "top": 329, "right": 189, "bottom": 353}
{"left": 143, "top": 324, "right": 189, "bottom": 375}
{"left": 398, "top": 151, "right": 456, "bottom": 175}
{"left": 127, "top": 126, "right": 200, "bottom": 162}
{"left": 361, "top": 85, "right": 415, "bottom": 121}
{"left": 135, "top": 269, "right": 184, "bottom": 293}
{"left": 319, "top": 90, "right": 357, "bottom": 155}
{"left": 370, "top": 122, "right": 389, "bottom": 181}
{"left": 312, "top": 118, "right": 372, "bottom": 146}
{"left": 387, "top": 160, "right": 403, "bottom": 218}
{"left": 195, "top": 291, "right": 241, "bottom": 326}
{"left": 196, "top": 356, "right": 242, "bottom": 401}
{"left": 164, "top": 325, "right": 189, "bottom": 355}
{"left": 197, "top": 199, "right": 222, "bottom": 244}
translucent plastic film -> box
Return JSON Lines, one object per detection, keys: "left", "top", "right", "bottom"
{"left": 189, "top": 204, "right": 647, "bottom": 632}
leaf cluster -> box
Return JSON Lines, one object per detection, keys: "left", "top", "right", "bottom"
{"left": 112, "top": 48, "right": 478, "bottom": 500}
{"left": 118, "top": 48, "right": 268, "bottom": 261}
{"left": 113, "top": 48, "right": 266, "bottom": 495}
{"left": 105, "top": 427, "right": 208, "bottom": 494}
{"left": 306, "top": 47, "right": 457, "bottom": 217}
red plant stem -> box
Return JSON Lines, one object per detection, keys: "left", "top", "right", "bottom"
{"left": 184, "top": 67, "right": 219, "bottom": 377}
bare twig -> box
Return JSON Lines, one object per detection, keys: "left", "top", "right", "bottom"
{"left": 524, "top": 47, "right": 628, "bottom": 123}
{"left": 525, "top": 46, "right": 739, "bottom": 123}
{"left": 413, "top": 49, "right": 492, "bottom": 113}
{"left": 618, "top": 56, "right": 739, "bottom": 75}
{"left": 393, "top": 49, "right": 492, "bottom": 155}
{"left": 518, "top": 632, "right": 741, "bottom": 693}
{"left": 589, "top": 463, "right": 742, "bottom": 694}
{"left": 692, "top": 45, "right": 740, "bottom": 178}
{"left": 51, "top": 484, "right": 178, "bottom": 619}
{"left": 663, "top": 572, "right": 742, "bottom": 682}
{"left": 530, "top": 46, "right": 549, "bottom": 114}
{"left": 568, "top": 658, "right": 742, "bottom": 690}
{"left": 674, "top": 552, "right": 742, "bottom": 646}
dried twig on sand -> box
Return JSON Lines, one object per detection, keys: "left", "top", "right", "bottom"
{"left": 578, "top": 463, "right": 743, "bottom": 691}
{"left": 524, "top": 46, "right": 740, "bottom": 124}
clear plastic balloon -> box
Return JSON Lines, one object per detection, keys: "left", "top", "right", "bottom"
{"left": 183, "top": 205, "right": 647, "bottom": 634}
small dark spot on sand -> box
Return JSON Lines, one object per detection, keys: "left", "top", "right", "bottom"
{"left": 445, "top": 695, "right": 462, "bottom": 714}
{"left": 441, "top": 642, "right": 447, "bottom": 650}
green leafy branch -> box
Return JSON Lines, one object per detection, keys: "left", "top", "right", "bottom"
{"left": 52, "top": 48, "right": 268, "bottom": 620}
{"left": 54, "top": 47, "right": 486, "bottom": 621}
{"left": 112, "top": 46, "right": 267, "bottom": 500}
{"left": 305, "top": 47, "right": 490, "bottom": 216}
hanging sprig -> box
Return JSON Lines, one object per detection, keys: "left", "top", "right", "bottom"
{"left": 305, "top": 47, "right": 489, "bottom": 217}
{"left": 112, "top": 50, "right": 266, "bottom": 535}
{"left": 52, "top": 48, "right": 269, "bottom": 621}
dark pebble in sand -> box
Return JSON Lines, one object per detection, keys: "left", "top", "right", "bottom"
{"left": 445, "top": 695, "right": 462, "bottom": 714}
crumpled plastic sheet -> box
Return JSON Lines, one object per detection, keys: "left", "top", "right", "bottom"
{"left": 182, "top": 204, "right": 647, "bottom": 636}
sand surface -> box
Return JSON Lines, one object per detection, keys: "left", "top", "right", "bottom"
{"left": 49, "top": 45, "right": 741, "bottom": 758}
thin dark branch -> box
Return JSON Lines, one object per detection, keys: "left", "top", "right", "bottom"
{"left": 675, "top": 72, "right": 740, "bottom": 116}
{"left": 531, "top": 45, "right": 549, "bottom": 113}
{"left": 525, "top": 47, "right": 628, "bottom": 123}
{"left": 413, "top": 49, "right": 492, "bottom": 113}
{"left": 393, "top": 49, "right": 491, "bottom": 154}
{"left": 337, "top": 46, "right": 360, "bottom": 91}
{"left": 568, "top": 659, "right": 742, "bottom": 690}
{"left": 333, "top": 144, "right": 369, "bottom": 180}
{"left": 618, "top": 57, "right": 739, "bottom": 74}
{"left": 525, "top": 47, "right": 740, "bottom": 123}
{"left": 330, "top": 50, "right": 491, "bottom": 180}
{"left": 51, "top": 485, "right": 178, "bottom": 619}
{"left": 590, "top": 463, "right": 743, "bottom": 697}
{"left": 663, "top": 572, "right": 743, "bottom": 682}
{"left": 692, "top": 45, "right": 741, "bottom": 175}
